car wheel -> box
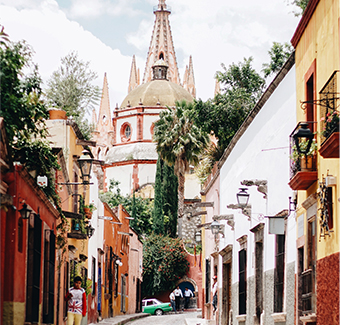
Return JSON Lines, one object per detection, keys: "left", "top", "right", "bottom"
{"left": 155, "top": 309, "right": 163, "bottom": 316}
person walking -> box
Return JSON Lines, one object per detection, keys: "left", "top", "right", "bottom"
{"left": 184, "top": 287, "right": 194, "bottom": 309}
{"left": 174, "top": 286, "right": 183, "bottom": 311}
{"left": 169, "top": 290, "right": 177, "bottom": 313}
{"left": 212, "top": 275, "right": 218, "bottom": 314}
{"left": 65, "top": 276, "right": 87, "bottom": 325}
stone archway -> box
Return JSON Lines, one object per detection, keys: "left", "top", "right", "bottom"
{"left": 176, "top": 276, "right": 198, "bottom": 309}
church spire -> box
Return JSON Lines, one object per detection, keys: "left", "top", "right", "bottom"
{"left": 142, "top": 0, "right": 180, "bottom": 85}
{"left": 183, "top": 55, "right": 196, "bottom": 98}
{"left": 128, "top": 55, "right": 139, "bottom": 93}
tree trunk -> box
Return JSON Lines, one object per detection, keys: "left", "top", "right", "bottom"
{"left": 177, "top": 170, "right": 185, "bottom": 220}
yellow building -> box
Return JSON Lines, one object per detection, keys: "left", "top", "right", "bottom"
{"left": 289, "top": 0, "right": 339, "bottom": 324}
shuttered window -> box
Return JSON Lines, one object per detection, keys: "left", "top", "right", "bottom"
{"left": 274, "top": 234, "right": 285, "bottom": 313}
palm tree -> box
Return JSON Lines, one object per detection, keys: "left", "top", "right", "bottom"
{"left": 153, "top": 100, "right": 209, "bottom": 218}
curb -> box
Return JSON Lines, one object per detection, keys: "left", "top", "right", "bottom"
{"left": 93, "top": 312, "right": 151, "bottom": 325}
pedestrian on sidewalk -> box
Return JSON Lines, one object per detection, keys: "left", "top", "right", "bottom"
{"left": 184, "top": 287, "right": 194, "bottom": 309}
{"left": 212, "top": 275, "right": 218, "bottom": 314}
{"left": 65, "top": 276, "right": 87, "bottom": 325}
{"left": 169, "top": 290, "right": 177, "bottom": 313}
{"left": 174, "top": 286, "right": 183, "bottom": 311}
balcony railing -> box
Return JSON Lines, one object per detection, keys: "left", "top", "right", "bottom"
{"left": 319, "top": 71, "right": 339, "bottom": 145}
{"left": 301, "top": 269, "right": 315, "bottom": 314}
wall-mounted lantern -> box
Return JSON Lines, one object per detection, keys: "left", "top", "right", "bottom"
{"left": 77, "top": 150, "right": 94, "bottom": 185}
{"left": 195, "top": 231, "right": 202, "bottom": 244}
{"left": 86, "top": 223, "right": 95, "bottom": 238}
{"left": 236, "top": 188, "right": 250, "bottom": 208}
{"left": 19, "top": 203, "right": 32, "bottom": 219}
{"left": 293, "top": 122, "right": 314, "bottom": 155}
{"left": 210, "top": 220, "right": 221, "bottom": 235}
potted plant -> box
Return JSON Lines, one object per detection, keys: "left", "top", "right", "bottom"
{"left": 321, "top": 110, "right": 339, "bottom": 140}
{"left": 84, "top": 203, "right": 96, "bottom": 219}
{"left": 291, "top": 139, "right": 317, "bottom": 172}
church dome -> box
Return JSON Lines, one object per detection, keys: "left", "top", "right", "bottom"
{"left": 120, "top": 79, "right": 193, "bottom": 108}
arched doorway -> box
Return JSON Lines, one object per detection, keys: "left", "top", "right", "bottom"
{"left": 176, "top": 277, "right": 198, "bottom": 309}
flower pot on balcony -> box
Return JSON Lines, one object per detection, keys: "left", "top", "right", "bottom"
{"left": 319, "top": 132, "right": 340, "bottom": 158}
{"left": 84, "top": 207, "right": 92, "bottom": 219}
{"left": 300, "top": 156, "right": 313, "bottom": 171}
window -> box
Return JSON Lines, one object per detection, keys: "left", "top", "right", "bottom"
{"left": 327, "top": 187, "right": 333, "bottom": 229}
{"left": 18, "top": 217, "right": 23, "bottom": 253}
{"left": 125, "top": 125, "right": 131, "bottom": 138}
{"left": 255, "top": 241, "right": 263, "bottom": 320}
{"left": 239, "top": 249, "right": 247, "bottom": 315}
{"left": 205, "top": 259, "right": 211, "bottom": 303}
{"left": 92, "top": 257, "right": 96, "bottom": 295}
{"left": 274, "top": 234, "right": 285, "bottom": 313}
{"left": 120, "top": 123, "right": 132, "bottom": 142}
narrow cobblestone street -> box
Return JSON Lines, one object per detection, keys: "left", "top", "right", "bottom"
{"left": 125, "top": 311, "right": 205, "bottom": 325}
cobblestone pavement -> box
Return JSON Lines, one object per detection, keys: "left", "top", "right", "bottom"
{"left": 125, "top": 311, "right": 212, "bottom": 325}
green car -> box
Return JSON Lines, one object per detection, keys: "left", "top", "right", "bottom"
{"left": 142, "top": 298, "right": 173, "bottom": 315}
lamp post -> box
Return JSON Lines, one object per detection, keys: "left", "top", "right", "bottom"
{"left": 77, "top": 150, "right": 94, "bottom": 185}
{"left": 236, "top": 188, "right": 250, "bottom": 208}
{"left": 293, "top": 122, "right": 314, "bottom": 155}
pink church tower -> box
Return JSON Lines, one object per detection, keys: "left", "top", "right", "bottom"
{"left": 142, "top": 0, "right": 181, "bottom": 85}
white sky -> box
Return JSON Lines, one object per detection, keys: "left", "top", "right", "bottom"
{"left": 0, "top": 0, "right": 300, "bottom": 113}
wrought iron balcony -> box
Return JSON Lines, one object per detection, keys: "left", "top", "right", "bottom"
{"left": 289, "top": 122, "right": 317, "bottom": 190}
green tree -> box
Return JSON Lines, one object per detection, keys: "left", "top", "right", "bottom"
{"left": 0, "top": 40, "right": 60, "bottom": 205}
{"left": 142, "top": 234, "right": 189, "bottom": 296}
{"left": 262, "top": 42, "right": 293, "bottom": 78}
{"left": 193, "top": 57, "right": 264, "bottom": 156}
{"left": 153, "top": 157, "right": 164, "bottom": 234}
{"left": 289, "top": 0, "right": 310, "bottom": 16}
{"left": 162, "top": 162, "right": 178, "bottom": 237}
{"left": 45, "top": 52, "right": 100, "bottom": 140}
{"left": 99, "top": 179, "right": 153, "bottom": 236}
{"left": 153, "top": 100, "right": 209, "bottom": 217}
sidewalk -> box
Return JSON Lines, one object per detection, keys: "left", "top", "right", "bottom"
{"left": 184, "top": 311, "right": 215, "bottom": 325}
{"left": 89, "top": 313, "right": 150, "bottom": 325}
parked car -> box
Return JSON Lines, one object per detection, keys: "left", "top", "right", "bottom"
{"left": 142, "top": 298, "right": 173, "bottom": 315}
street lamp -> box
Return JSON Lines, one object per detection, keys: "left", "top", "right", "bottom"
{"left": 86, "top": 223, "right": 95, "bottom": 238}
{"left": 195, "top": 231, "right": 202, "bottom": 244}
{"left": 77, "top": 150, "right": 94, "bottom": 185}
{"left": 19, "top": 203, "right": 32, "bottom": 219}
{"left": 236, "top": 188, "right": 250, "bottom": 208}
{"left": 293, "top": 122, "right": 314, "bottom": 155}
{"left": 210, "top": 220, "right": 221, "bottom": 235}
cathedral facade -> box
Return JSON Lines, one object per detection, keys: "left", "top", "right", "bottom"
{"left": 92, "top": 0, "right": 199, "bottom": 200}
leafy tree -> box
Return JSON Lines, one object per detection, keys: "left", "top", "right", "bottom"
{"left": 262, "top": 42, "right": 293, "bottom": 78}
{"left": 153, "top": 156, "right": 178, "bottom": 236}
{"left": 153, "top": 100, "right": 209, "bottom": 218}
{"left": 153, "top": 157, "right": 164, "bottom": 234}
{"left": 0, "top": 40, "right": 60, "bottom": 206}
{"left": 45, "top": 52, "right": 100, "bottom": 140}
{"left": 162, "top": 162, "right": 178, "bottom": 237}
{"left": 0, "top": 25, "right": 9, "bottom": 47}
{"left": 99, "top": 179, "right": 153, "bottom": 236}
{"left": 289, "top": 0, "right": 310, "bottom": 16}
{"left": 142, "top": 234, "right": 189, "bottom": 296}
{"left": 193, "top": 57, "right": 264, "bottom": 156}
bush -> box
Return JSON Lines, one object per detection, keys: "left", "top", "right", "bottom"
{"left": 142, "top": 234, "right": 189, "bottom": 296}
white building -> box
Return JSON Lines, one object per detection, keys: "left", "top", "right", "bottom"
{"left": 202, "top": 54, "right": 297, "bottom": 325}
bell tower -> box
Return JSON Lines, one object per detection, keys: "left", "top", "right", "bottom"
{"left": 142, "top": 0, "right": 181, "bottom": 85}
